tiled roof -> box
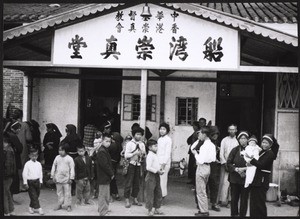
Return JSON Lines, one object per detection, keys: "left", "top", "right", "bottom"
{"left": 3, "top": 3, "right": 297, "bottom": 47}
{"left": 4, "top": 2, "right": 298, "bottom": 24}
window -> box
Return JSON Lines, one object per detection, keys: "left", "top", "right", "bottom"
{"left": 123, "top": 94, "right": 156, "bottom": 121}
{"left": 176, "top": 97, "right": 198, "bottom": 125}
{"left": 278, "top": 73, "right": 299, "bottom": 109}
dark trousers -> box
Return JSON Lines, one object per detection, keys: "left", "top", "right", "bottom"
{"left": 208, "top": 162, "right": 221, "bottom": 205}
{"left": 124, "top": 164, "right": 140, "bottom": 199}
{"left": 250, "top": 186, "right": 267, "bottom": 217}
{"left": 28, "top": 179, "right": 41, "bottom": 209}
{"left": 4, "top": 177, "right": 14, "bottom": 214}
{"left": 145, "top": 172, "right": 162, "bottom": 210}
{"left": 230, "top": 183, "right": 249, "bottom": 217}
{"left": 110, "top": 161, "right": 119, "bottom": 195}
{"left": 188, "top": 154, "right": 196, "bottom": 185}
{"left": 69, "top": 153, "right": 77, "bottom": 195}
{"left": 76, "top": 178, "right": 90, "bottom": 202}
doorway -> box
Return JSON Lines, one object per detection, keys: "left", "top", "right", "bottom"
{"left": 80, "top": 68, "right": 122, "bottom": 136}
{"left": 216, "top": 72, "right": 263, "bottom": 140}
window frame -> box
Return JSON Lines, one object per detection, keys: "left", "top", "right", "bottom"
{"left": 175, "top": 97, "right": 198, "bottom": 126}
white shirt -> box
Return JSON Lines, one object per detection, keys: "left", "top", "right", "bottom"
{"left": 219, "top": 136, "right": 239, "bottom": 164}
{"left": 146, "top": 151, "right": 161, "bottom": 174}
{"left": 22, "top": 160, "right": 43, "bottom": 184}
{"left": 51, "top": 155, "right": 75, "bottom": 183}
{"left": 191, "top": 139, "right": 216, "bottom": 165}
{"left": 125, "top": 139, "right": 146, "bottom": 166}
{"left": 157, "top": 135, "right": 172, "bottom": 165}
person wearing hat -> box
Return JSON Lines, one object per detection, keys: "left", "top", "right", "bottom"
{"left": 157, "top": 122, "right": 172, "bottom": 202}
{"left": 124, "top": 126, "right": 146, "bottom": 208}
{"left": 226, "top": 131, "right": 250, "bottom": 217}
{"left": 244, "top": 134, "right": 277, "bottom": 217}
{"left": 241, "top": 135, "right": 262, "bottom": 188}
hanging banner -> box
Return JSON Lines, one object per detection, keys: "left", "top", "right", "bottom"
{"left": 53, "top": 4, "right": 239, "bottom": 70}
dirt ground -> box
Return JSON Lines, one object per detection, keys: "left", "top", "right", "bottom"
{"left": 9, "top": 173, "right": 299, "bottom": 217}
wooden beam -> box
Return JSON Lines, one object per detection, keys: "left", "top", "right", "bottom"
{"left": 20, "top": 43, "right": 51, "bottom": 57}
{"left": 239, "top": 66, "right": 298, "bottom": 73}
{"left": 160, "top": 78, "right": 166, "bottom": 123}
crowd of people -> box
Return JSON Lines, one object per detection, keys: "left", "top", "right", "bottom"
{"left": 3, "top": 108, "right": 279, "bottom": 217}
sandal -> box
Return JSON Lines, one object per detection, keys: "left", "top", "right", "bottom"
{"left": 154, "top": 209, "right": 164, "bottom": 215}
{"left": 125, "top": 203, "right": 131, "bottom": 208}
{"left": 132, "top": 201, "right": 142, "bottom": 206}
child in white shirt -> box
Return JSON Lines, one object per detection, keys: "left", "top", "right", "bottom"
{"left": 241, "top": 135, "right": 262, "bottom": 188}
{"left": 22, "top": 148, "right": 44, "bottom": 215}
{"left": 145, "top": 139, "right": 164, "bottom": 216}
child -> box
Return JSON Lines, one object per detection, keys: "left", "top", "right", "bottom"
{"left": 90, "top": 131, "right": 102, "bottom": 199}
{"left": 51, "top": 144, "right": 75, "bottom": 212}
{"left": 124, "top": 127, "right": 146, "bottom": 208}
{"left": 96, "top": 133, "right": 114, "bottom": 216}
{"left": 3, "top": 133, "right": 16, "bottom": 216}
{"left": 145, "top": 139, "right": 164, "bottom": 216}
{"left": 22, "top": 148, "right": 44, "bottom": 215}
{"left": 242, "top": 135, "right": 262, "bottom": 188}
{"left": 74, "top": 145, "right": 94, "bottom": 205}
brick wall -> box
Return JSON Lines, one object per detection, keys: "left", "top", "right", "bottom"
{"left": 3, "top": 68, "right": 24, "bottom": 117}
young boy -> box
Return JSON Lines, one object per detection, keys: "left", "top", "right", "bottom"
{"left": 22, "top": 148, "right": 44, "bottom": 215}
{"left": 90, "top": 131, "right": 102, "bottom": 199}
{"left": 96, "top": 133, "right": 114, "bottom": 216}
{"left": 124, "top": 126, "right": 146, "bottom": 208}
{"left": 3, "top": 133, "right": 16, "bottom": 216}
{"left": 51, "top": 144, "right": 75, "bottom": 212}
{"left": 74, "top": 145, "right": 94, "bottom": 205}
{"left": 241, "top": 135, "right": 262, "bottom": 188}
{"left": 145, "top": 139, "right": 164, "bottom": 216}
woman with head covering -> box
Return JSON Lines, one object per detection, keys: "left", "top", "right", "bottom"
{"left": 226, "top": 131, "right": 250, "bottom": 217}
{"left": 3, "top": 118, "right": 23, "bottom": 200}
{"left": 61, "top": 124, "right": 82, "bottom": 196}
{"left": 245, "top": 134, "right": 278, "bottom": 217}
{"left": 27, "top": 120, "right": 42, "bottom": 158}
{"left": 43, "top": 123, "right": 62, "bottom": 170}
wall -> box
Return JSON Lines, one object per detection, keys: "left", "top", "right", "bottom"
{"left": 165, "top": 71, "right": 217, "bottom": 162}
{"left": 31, "top": 77, "right": 79, "bottom": 140}
{"left": 121, "top": 70, "right": 217, "bottom": 162}
{"left": 3, "top": 68, "right": 24, "bottom": 117}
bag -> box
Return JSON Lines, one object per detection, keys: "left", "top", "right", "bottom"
{"left": 122, "top": 142, "right": 139, "bottom": 176}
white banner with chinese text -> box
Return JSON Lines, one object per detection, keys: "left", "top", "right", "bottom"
{"left": 53, "top": 4, "right": 239, "bottom": 70}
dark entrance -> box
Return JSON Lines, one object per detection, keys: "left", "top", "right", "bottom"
{"left": 80, "top": 68, "right": 122, "bottom": 136}
{"left": 216, "top": 72, "right": 263, "bottom": 140}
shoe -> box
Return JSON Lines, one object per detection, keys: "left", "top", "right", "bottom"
{"left": 194, "top": 211, "right": 209, "bottom": 217}
{"left": 212, "top": 204, "right": 221, "bottom": 212}
{"left": 4, "top": 213, "right": 10, "bottom": 216}
{"left": 85, "top": 200, "right": 92, "bottom": 205}
{"left": 53, "top": 205, "right": 62, "bottom": 211}
{"left": 154, "top": 209, "right": 164, "bottom": 215}
{"left": 67, "top": 206, "right": 72, "bottom": 212}
{"left": 115, "top": 195, "right": 121, "bottom": 201}
{"left": 132, "top": 201, "right": 142, "bottom": 206}
{"left": 148, "top": 210, "right": 154, "bottom": 216}
{"left": 38, "top": 208, "right": 44, "bottom": 215}
{"left": 125, "top": 202, "right": 131, "bottom": 208}
{"left": 29, "top": 207, "right": 34, "bottom": 214}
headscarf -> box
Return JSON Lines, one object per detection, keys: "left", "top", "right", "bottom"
{"left": 63, "top": 124, "right": 80, "bottom": 142}
{"left": 237, "top": 131, "right": 250, "bottom": 140}
{"left": 262, "top": 134, "right": 279, "bottom": 159}
{"left": 46, "top": 123, "right": 62, "bottom": 138}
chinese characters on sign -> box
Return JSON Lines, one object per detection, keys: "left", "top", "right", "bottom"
{"left": 169, "top": 36, "right": 188, "bottom": 61}
{"left": 100, "top": 35, "right": 121, "bottom": 60}
{"left": 135, "top": 36, "right": 155, "bottom": 60}
{"left": 203, "top": 37, "right": 224, "bottom": 62}
{"left": 68, "top": 34, "right": 87, "bottom": 59}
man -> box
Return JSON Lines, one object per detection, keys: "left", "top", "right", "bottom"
{"left": 218, "top": 124, "right": 239, "bottom": 207}
{"left": 208, "top": 126, "right": 221, "bottom": 212}
{"left": 191, "top": 127, "right": 216, "bottom": 217}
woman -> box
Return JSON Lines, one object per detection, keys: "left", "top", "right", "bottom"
{"left": 61, "top": 124, "right": 82, "bottom": 196}
{"left": 43, "top": 123, "right": 62, "bottom": 170}
{"left": 245, "top": 134, "right": 277, "bottom": 217}
{"left": 3, "top": 118, "right": 23, "bottom": 200}
{"left": 227, "top": 131, "right": 249, "bottom": 217}
{"left": 27, "top": 120, "right": 42, "bottom": 159}
{"left": 157, "top": 122, "right": 172, "bottom": 201}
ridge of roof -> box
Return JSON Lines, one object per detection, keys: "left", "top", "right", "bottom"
{"left": 162, "top": 3, "right": 297, "bottom": 47}
{"left": 3, "top": 2, "right": 297, "bottom": 47}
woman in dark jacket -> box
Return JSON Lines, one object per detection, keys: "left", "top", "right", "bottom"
{"left": 43, "top": 123, "right": 62, "bottom": 170}
{"left": 3, "top": 118, "right": 23, "bottom": 197}
{"left": 245, "top": 134, "right": 277, "bottom": 217}
{"left": 227, "top": 131, "right": 250, "bottom": 217}
{"left": 61, "top": 124, "right": 82, "bottom": 195}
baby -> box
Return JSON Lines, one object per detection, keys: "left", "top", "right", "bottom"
{"left": 87, "top": 131, "right": 102, "bottom": 157}
{"left": 241, "top": 135, "right": 262, "bottom": 188}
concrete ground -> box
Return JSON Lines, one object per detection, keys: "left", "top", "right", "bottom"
{"left": 9, "top": 173, "right": 299, "bottom": 217}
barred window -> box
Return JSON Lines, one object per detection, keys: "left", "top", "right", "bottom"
{"left": 278, "top": 74, "right": 299, "bottom": 109}
{"left": 176, "top": 97, "right": 198, "bottom": 125}
{"left": 123, "top": 94, "right": 156, "bottom": 121}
